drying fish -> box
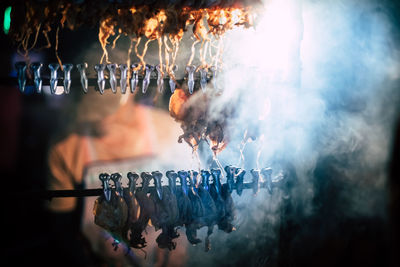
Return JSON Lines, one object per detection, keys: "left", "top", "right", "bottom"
{"left": 218, "top": 184, "right": 236, "bottom": 233}
{"left": 177, "top": 170, "right": 203, "bottom": 245}
{"left": 90, "top": 165, "right": 284, "bottom": 252}
{"left": 195, "top": 171, "right": 218, "bottom": 252}
{"left": 150, "top": 171, "right": 180, "bottom": 250}
{"left": 93, "top": 173, "right": 129, "bottom": 250}
{"left": 129, "top": 172, "right": 155, "bottom": 249}
{"left": 169, "top": 88, "right": 231, "bottom": 154}
{"left": 124, "top": 172, "right": 141, "bottom": 230}
{"left": 167, "top": 170, "right": 192, "bottom": 228}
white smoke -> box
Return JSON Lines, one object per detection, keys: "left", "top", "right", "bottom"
{"left": 188, "top": 0, "right": 400, "bottom": 265}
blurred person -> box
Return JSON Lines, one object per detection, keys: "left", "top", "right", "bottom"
{"left": 46, "top": 87, "right": 192, "bottom": 267}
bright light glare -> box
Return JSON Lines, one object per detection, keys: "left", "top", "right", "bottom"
{"left": 225, "top": 0, "right": 300, "bottom": 81}
{"left": 43, "top": 85, "right": 65, "bottom": 95}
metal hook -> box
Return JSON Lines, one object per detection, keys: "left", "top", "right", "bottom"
{"left": 151, "top": 171, "right": 163, "bottom": 200}
{"left": 110, "top": 173, "right": 124, "bottom": 197}
{"left": 127, "top": 172, "right": 139, "bottom": 194}
{"left": 94, "top": 64, "right": 106, "bottom": 94}
{"left": 189, "top": 170, "right": 199, "bottom": 195}
{"left": 99, "top": 173, "right": 111, "bottom": 201}
{"left": 15, "top": 62, "right": 27, "bottom": 93}
{"left": 224, "top": 166, "right": 236, "bottom": 194}
{"left": 76, "top": 63, "right": 88, "bottom": 93}
{"left": 211, "top": 168, "right": 222, "bottom": 196}
{"left": 130, "top": 63, "right": 140, "bottom": 93}
{"left": 140, "top": 172, "right": 152, "bottom": 193}
{"left": 235, "top": 168, "right": 246, "bottom": 196}
{"left": 119, "top": 64, "right": 128, "bottom": 94}
{"left": 107, "top": 64, "right": 118, "bottom": 93}
{"left": 199, "top": 67, "right": 208, "bottom": 92}
{"left": 62, "top": 64, "right": 73, "bottom": 94}
{"left": 185, "top": 65, "right": 196, "bottom": 94}
{"left": 200, "top": 170, "right": 211, "bottom": 191}
{"left": 169, "top": 65, "right": 178, "bottom": 93}
{"left": 48, "top": 63, "right": 60, "bottom": 94}
{"left": 177, "top": 170, "right": 189, "bottom": 196}
{"left": 30, "top": 62, "right": 43, "bottom": 93}
{"left": 165, "top": 170, "right": 178, "bottom": 194}
{"left": 142, "top": 64, "right": 154, "bottom": 94}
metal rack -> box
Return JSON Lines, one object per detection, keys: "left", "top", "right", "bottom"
{"left": 30, "top": 166, "right": 286, "bottom": 201}
{"left": 15, "top": 62, "right": 218, "bottom": 95}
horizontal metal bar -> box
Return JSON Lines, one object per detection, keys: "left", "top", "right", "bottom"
{"left": 14, "top": 178, "right": 285, "bottom": 200}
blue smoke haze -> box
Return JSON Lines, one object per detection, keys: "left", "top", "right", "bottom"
{"left": 186, "top": 0, "right": 400, "bottom": 265}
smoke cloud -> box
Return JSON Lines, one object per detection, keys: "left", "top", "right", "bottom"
{"left": 186, "top": 0, "right": 400, "bottom": 265}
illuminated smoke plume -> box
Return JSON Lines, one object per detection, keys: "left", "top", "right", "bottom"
{"left": 184, "top": 0, "right": 400, "bottom": 266}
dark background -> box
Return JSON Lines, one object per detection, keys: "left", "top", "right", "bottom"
{"left": 1, "top": 1, "right": 399, "bottom": 267}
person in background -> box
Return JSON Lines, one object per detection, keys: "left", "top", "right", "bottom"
{"left": 46, "top": 87, "right": 192, "bottom": 267}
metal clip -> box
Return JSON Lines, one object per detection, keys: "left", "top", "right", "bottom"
{"left": 199, "top": 67, "right": 208, "bottom": 92}
{"left": 168, "top": 65, "right": 178, "bottom": 93}
{"left": 111, "top": 173, "right": 124, "bottom": 197}
{"left": 48, "top": 63, "right": 60, "bottom": 94}
{"left": 142, "top": 64, "right": 154, "bottom": 94}
{"left": 130, "top": 63, "right": 140, "bottom": 93}
{"left": 140, "top": 172, "right": 152, "bottom": 193}
{"left": 235, "top": 168, "right": 246, "bottom": 196}
{"left": 119, "top": 64, "right": 128, "bottom": 94}
{"left": 186, "top": 65, "right": 196, "bottom": 94}
{"left": 94, "top": 64, "right": 106, "bottom": 94}
{"left": 30, "top": 62, "right": 43, "bottom": 93}
{"left": 177, "top": 170, "right": 189, "bottom": 196}
{"left": 107, "top": 64, "right": 118, "bottom": 93}
{"left": 99, "top": 173, "right": 111, "bottom": 201}
{"left": 211, "top": 168, "right": 222, "bottom": 195}
{"left": 127, "top": 172, "right": 139, "bottom": 194}
{"left": 200, "top": 170, "right": 210, "bottom": 191}
{"left": 62, "top": 64, "right": 73, "bottom": 94}
{"left": 250, "top": 169, "right": 260, "bottom": 195}
{"left": 224, "top": 166, "right": 236, "bottom": 194}
{"left": 261, "top": 167, "right": 273, "bottom": 194}
{"left": 156, "top": 64, "right": 164, "bottom": 92}
{"left": 15, "top": 62, "right": 27, "bottom": 93}
{"left": 76, "top": 63, "right": 88, "bottom": 93}
{"left": 189, "top": 170, "right": 199, "bottom": 195}
{"left": 166, "top": 170, "right": 178, "bottom": 194}
{"left": 110, "top": 173, "right": 124, "bottom": 197}
{"left": 151, "top": 171, "right": 163, "bottom": 200}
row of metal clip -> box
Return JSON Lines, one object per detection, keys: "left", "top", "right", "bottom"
{"left": 15, "top": 62, "right": 75, "bottom": 94}
{"left": 15, "top": 62, "right": 217, "bottom": 95}
{"left": 99, "top": 166, "right": 278, "bottom": 202}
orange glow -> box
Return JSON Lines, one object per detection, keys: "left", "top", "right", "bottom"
{"left": 99, "top": 17, "right": 116, "bottom": 64}
{"left": 169, "top": 88, "right": 188, "bottom": 120}
{"left": 97, "top": 6, "right": 255, "bottom": 67}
